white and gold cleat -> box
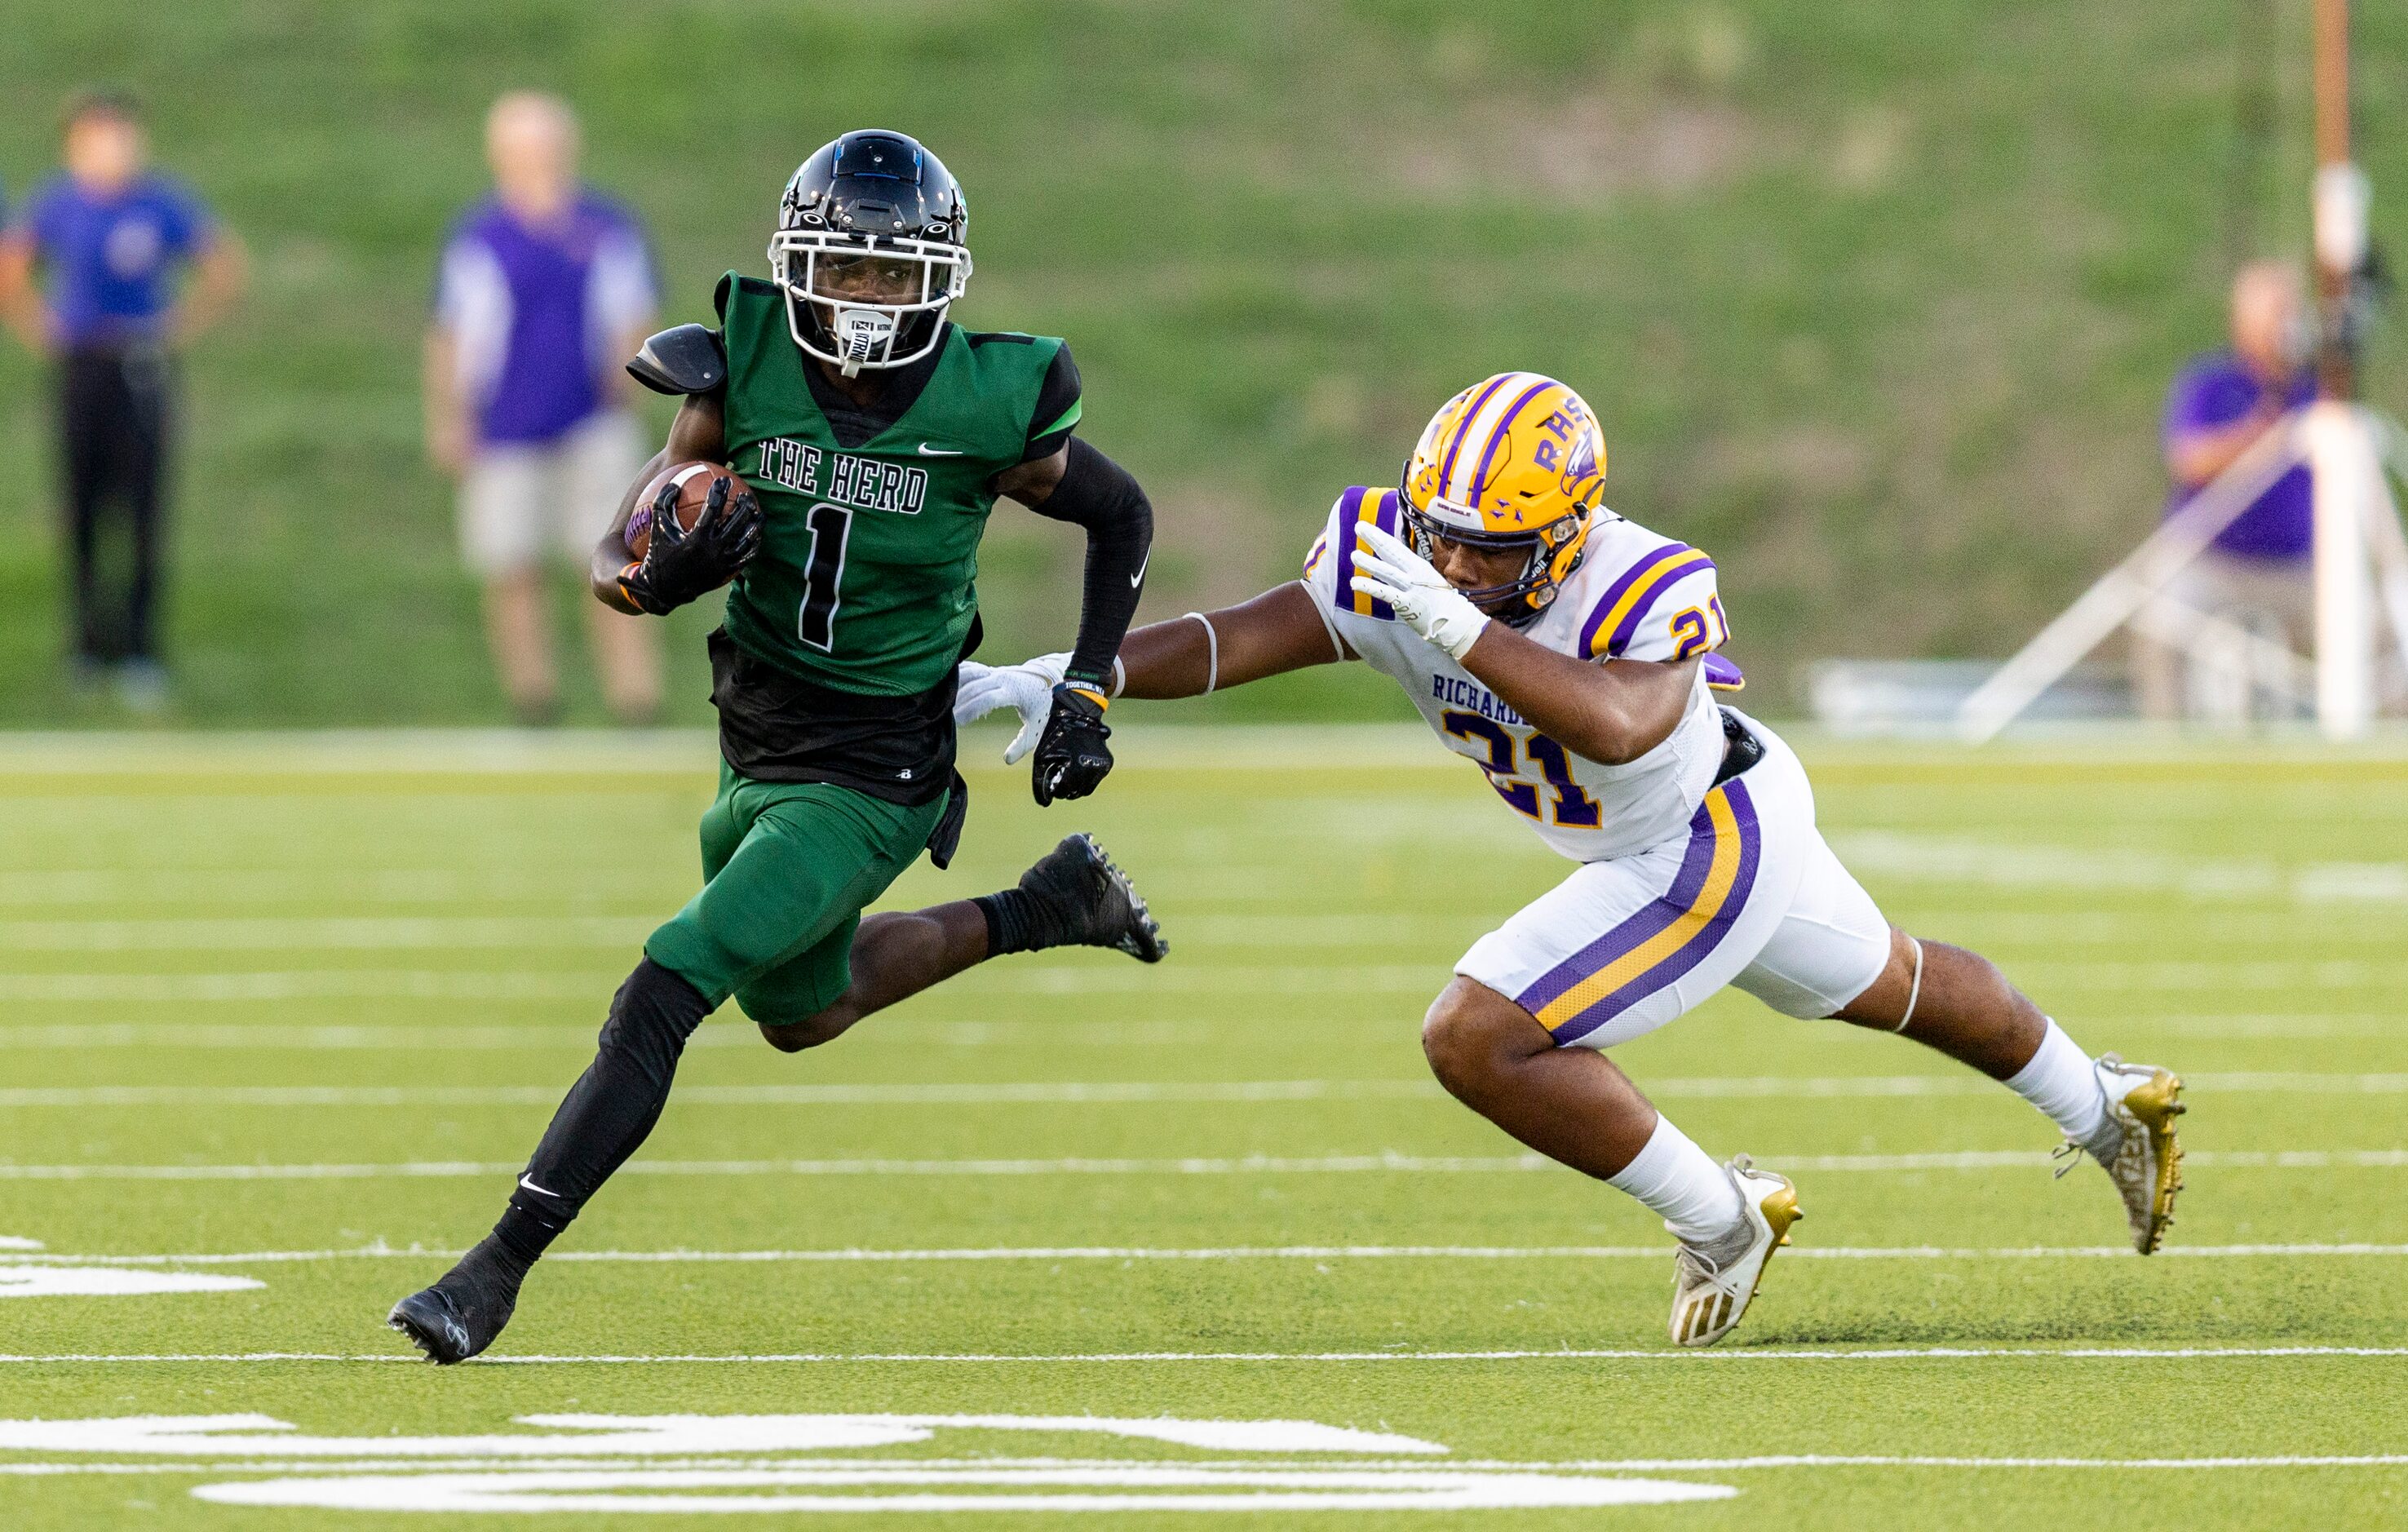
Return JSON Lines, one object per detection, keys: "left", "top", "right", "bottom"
{"left": 1668, "top": 1156, "right": 1801, "bottom": 1348}
{"left": 2058, "top": 1055, "right": 2186, "bottom": 1254}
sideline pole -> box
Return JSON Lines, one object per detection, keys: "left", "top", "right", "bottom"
{"left": 2310, "top": 0, "right": 2375, "bottom": 737}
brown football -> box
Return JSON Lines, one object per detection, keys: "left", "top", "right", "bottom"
{"left": 626, "top": 461, "right": 746, "bottom": 560}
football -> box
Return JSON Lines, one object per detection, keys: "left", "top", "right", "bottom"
{"left": 626, "top": 460, "right": 746, "bottom": 560}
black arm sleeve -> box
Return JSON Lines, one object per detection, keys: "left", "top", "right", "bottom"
{"left": 1028, "top": 436, "right": 1153, "bottom": 688}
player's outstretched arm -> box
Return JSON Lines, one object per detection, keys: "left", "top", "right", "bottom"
{"left": 590, "top": 393, "right": 726, "bottom": 614}
{"left": 956, "top": 582, "right": 1345, "bottom": 765}
{"left": 1118, "top": 582, "right": 1348, "bottom": 697}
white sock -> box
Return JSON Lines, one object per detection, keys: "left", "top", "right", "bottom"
{"left": 2006, "top": 1020, "right": 2113, "bottom": 1153}
{"left": 1608, "top": 1115, "right": 1745, "bottom": 1244}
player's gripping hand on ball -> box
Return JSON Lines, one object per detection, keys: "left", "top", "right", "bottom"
{"left": 618, "top": 472, "right": 764, "bottom": 616}
{"left": 1348, "top": 517, "right": 1490, "bottom": 661}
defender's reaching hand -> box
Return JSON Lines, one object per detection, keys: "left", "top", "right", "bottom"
{"left": 954, "top": 653, "right": 1069, "bottom": 764}
{"left": 1031, "top": 682, "right": 1113, "bottom": 804}
{"left": 1349, "top": 518, "right": 1489, "bottom": 661}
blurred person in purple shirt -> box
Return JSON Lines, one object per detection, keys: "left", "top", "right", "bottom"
{"left": 2136, "top": 262, "right": 2317, "bottom": 720}
{"left": 0, "top": 91, "right": 246, "bottom": 711}
{"left": 425, "top": 92, "right": 662, "bottom": 725}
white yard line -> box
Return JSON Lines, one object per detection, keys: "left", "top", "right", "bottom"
{"left": 10, "top": 1242, "right": 2406, "bottom": 1269}
{"left": 3, "top": 963, "right": 2404, "bottom": 1003}
{"left": 4, "top": 1453, "right": 2406, "bottom": 1475}
{"left": 2, "top": 1072, "right": 2400, "bottom": 1109}
{"left": 0, "top": 1081, "right": 1439, "bottom": 1108}
{"left": 0, "top": 917, "right": 653, "bottom": 952}
{"left": 0, "top": 967, "right": 1450, "bottom": 1001}
{"left": 1830, "top": 830, "right": 2408, "bottom": 908}
{"left": 1530, "top": 1454, "right": 2408, "bottom": 1470}
{"left": 2, "top": 1014, "right": 2396, "bottom": 1050}
{"left": 0, "top": 972, "right": 618, "bottom": 1003}
{"left": 0, "top": 914, "right": 1487, "bottom": 952}
{"left": 0, "top": 1148, "right": 2398, "bottom": 1180}
{"left": 2, "top": 1346, "right": 2402, "bottom": 1365}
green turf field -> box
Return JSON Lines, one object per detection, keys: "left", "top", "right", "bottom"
{"left": 2, "top": 725, "right": 2405, "bottom": 1525}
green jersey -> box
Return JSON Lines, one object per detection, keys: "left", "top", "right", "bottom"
{"left": 714, "top": 273, "right": 1080, "bottom": 697}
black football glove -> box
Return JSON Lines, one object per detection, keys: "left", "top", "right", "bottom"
{"left": 1031, "top": 682, "right": 1113, "bottom": 804}
{"left": 619, "top": 474, "right": 763, "bottom": 615}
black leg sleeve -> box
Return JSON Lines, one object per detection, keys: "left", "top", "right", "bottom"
{"left": 1025, "top": 436, "right": 1153, "bottom": 688}
{"left": 492, "top": 957, "right": 710, "bottom": 1264}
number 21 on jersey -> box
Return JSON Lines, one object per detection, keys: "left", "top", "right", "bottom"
{"left": 1441, "top": 711, "right": 1604, "bottom": 828}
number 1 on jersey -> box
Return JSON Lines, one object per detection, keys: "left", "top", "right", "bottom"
{"left": 798, "top": 503, "right": 852, "bottom": 652}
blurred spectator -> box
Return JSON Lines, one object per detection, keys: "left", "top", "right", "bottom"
{"left": 426, "top": 91, "right": 663, "bottom": 725}
{"left": 2136, "top": 261, "right": 2317, "bottom": 720}
{"left": 0, "top": 91, "right": 246, "bottom": 711}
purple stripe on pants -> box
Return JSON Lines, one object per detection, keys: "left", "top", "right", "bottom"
{"left": 1518, "top": 781, "right": 1764, "bottom": 1046}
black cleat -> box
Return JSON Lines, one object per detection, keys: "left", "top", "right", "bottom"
{"left": 387, "top": 1249, "right": 522, "bottom": 1365}
{"left": 1022, "top": 834, "right": 1168, "bottom": 963}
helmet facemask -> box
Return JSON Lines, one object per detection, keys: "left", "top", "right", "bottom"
{"left": 769, "top": 229, "right": 970, "bottom": 377}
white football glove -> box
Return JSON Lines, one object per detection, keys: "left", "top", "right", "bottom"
{"left": 953, "top": 652, "right": 1069, "bottom": 764}
{"left": 1348, "top": 517, "right": 1491, "bottom": 661}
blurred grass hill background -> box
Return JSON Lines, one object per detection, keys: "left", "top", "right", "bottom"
{"left": 0, "top": 0, "right": 2401, "bottom": 724}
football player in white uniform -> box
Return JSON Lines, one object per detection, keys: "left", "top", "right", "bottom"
{"left": 960, "top": 373, "right": 2185, "bottom": 1347}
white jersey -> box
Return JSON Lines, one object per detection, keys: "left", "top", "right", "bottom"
{"left": 1302, "top": 486, "right": 1738, "bottom": 862}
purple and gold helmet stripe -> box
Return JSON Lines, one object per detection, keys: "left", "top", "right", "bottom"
{"left": 1578, "top": 544, "right": 1712, "bottom": 659}
{"left": 1463, "top": 377, "right": 1558, "bottom": 509}
{"left": 1437, "top": 374, "right": 1517, "bottom": 503}
{"left": 1516, "top": 781, "right": 1762, "bottom": 1046}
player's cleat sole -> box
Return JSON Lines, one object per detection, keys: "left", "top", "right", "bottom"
{"left": 1023, "top": 833, "right": 1168, "bottom": 963}
{"left": 1669, "top": 1157, "right": 1800, "bottom": 1348}
{"left": 2092, "top": 1056, "right": 2185, "bottom": 1255}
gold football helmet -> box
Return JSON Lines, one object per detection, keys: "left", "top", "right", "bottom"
{"left": 1398, "top": 372, "right": 1608, "bottom": 623}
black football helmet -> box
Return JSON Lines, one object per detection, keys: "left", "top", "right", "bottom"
{"left": 769, "top": 130, "right": 970, "bottom": 375}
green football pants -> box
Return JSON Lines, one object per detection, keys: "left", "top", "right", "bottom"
{"left": 644, "top": 764, "right": 946, "bottom": 1026}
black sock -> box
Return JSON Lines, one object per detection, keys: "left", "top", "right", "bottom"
{"left": 457, "top": 1230, "right": 534, "bottom": 1289}
{"left": 481, "top": 957, "right": 710, "bottom": 1271}
{"left": 972, "top": 888, "right": 1071, "bottom": 957}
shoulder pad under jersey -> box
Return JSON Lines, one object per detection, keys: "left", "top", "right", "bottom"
{"left": 626, "top": 324, "right": 728, "bottom": 396}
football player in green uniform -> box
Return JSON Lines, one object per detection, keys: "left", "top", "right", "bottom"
{"left": 390, "top": 131, "right": 1166, "bottom": 1363}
